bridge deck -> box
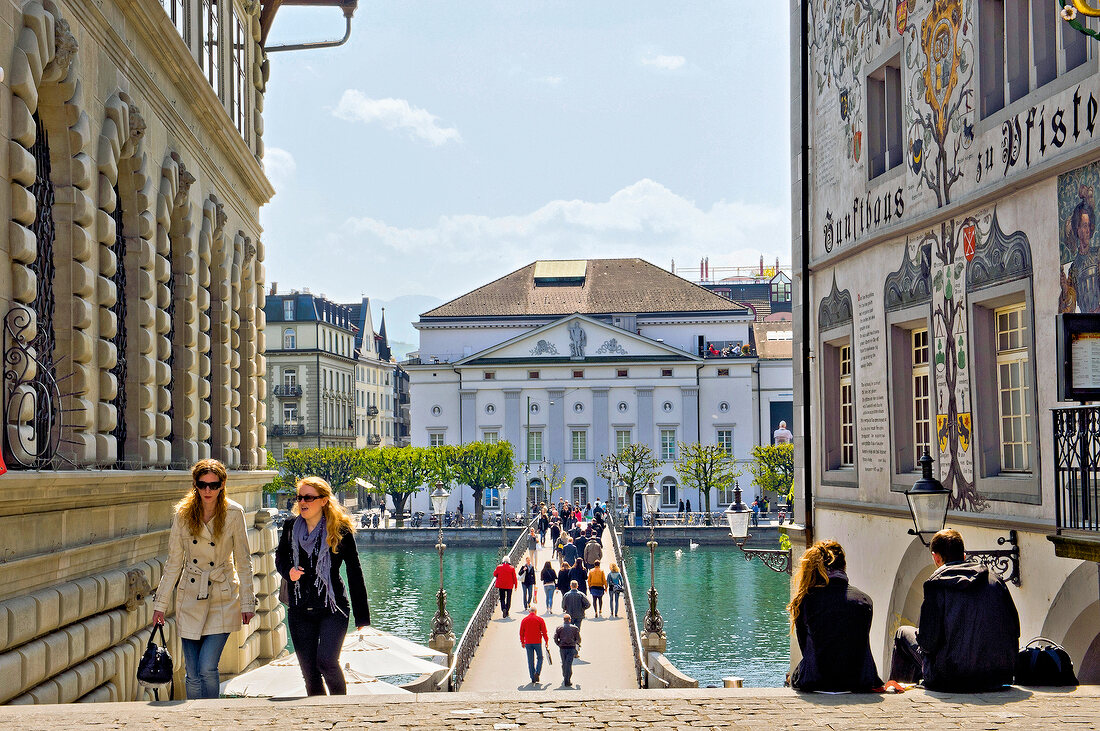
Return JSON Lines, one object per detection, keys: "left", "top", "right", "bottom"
{"left": 461, "top": 529, "right": 637, "bottom": 691}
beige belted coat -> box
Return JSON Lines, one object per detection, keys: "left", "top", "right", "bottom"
{"left": 153, "top": 499, "right": 256, "bottom": 640}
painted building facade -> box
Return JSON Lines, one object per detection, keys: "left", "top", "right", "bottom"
{"left": 793, "top": 0, "right": 1100, "bottom": 682}
{"left": 0, "top": 0, "right": 315, "bottom": 703}
{"left": 406, "top": 259, "right": 793, "bottom": 515}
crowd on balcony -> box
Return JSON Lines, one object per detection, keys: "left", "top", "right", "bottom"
{"left": 702, "top": 340, "right": 756, "bottom": 359}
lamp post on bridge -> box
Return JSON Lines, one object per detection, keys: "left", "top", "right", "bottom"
{"left": 640, "top": 481, "right": 666, "bottom": 655}
{"left": 615, "top": 477, "right": 627, "bottom": 527}
{"left": 498, "top": 479, "right": 511, "bottom": 560}
{"left": 429, "top": 481, "right": 455, "bottom": 663}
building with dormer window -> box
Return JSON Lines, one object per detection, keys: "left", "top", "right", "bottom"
{"left": 405, "top": 258, "right": 793, "bottom": 514}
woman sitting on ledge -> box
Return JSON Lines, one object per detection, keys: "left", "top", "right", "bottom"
{"left": 789, "top": 539, "right": 881, "bottom": 692}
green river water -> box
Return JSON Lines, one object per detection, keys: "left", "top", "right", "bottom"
{"left": 286, "top": 543, "right": 790, "bottom": 687}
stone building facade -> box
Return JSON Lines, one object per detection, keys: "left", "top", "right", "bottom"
{"left": 792, "top": 0, "right": 1100, "bottom": 682}
{"left": 0, "top": 0, "right": 291, "bottom": 704}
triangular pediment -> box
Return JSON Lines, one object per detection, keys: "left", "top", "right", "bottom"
{"left": 455, "top": 314, "right": 702, "bottom": 365}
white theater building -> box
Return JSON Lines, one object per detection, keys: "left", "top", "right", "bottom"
{"left": 406, "top": 259, "right": 793, "bottom": 515}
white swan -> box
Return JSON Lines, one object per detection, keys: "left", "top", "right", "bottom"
{"left": 689, "top": 538, "right": 700, "bottom": 551}
{"left": 673, "top": 548, "right": 684, "bottom": 558}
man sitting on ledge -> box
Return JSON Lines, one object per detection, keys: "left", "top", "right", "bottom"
{"left": 889, "top": 529, "right": 1019, "bottom": 692}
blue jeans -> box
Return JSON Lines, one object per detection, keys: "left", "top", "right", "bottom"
{"left": 543, "top": 585, "right": 555, "bottom": 612}
{"left": 559, "top": 646, "right": 577, "bottom": 684}
{"left": 181, "top": 633, "right": 230, "bottom": 699}
{"left": 522, "top": 584, "right": 534, "bottom": 609}
{"left": 608, "top": 587, "right": 621, "bottom": 616}
{"left": 525, "top": 643, "right": 543, "bottom": 681}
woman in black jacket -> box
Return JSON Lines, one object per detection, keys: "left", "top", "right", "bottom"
{"left": 517, "top": 556, "right": 537, "bottom": 610}
{"left": 788, "top": 539, "right": 881, "bottom": 692}
{"left": 540, "top": 560, "right": 557, "bottom": 614}
{"left": 555, "top": 560, "right": 572, "bottom": 600}
{"left": 276, "top": 477, "right": 370, "bottom": 695}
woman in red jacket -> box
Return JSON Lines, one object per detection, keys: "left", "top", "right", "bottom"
{"left": 493, "top": 558, "right": 519, "bottom": 618}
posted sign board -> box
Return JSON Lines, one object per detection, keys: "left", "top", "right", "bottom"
{"left": 1058, "top": 314, "right": 1100, "bottom": 402}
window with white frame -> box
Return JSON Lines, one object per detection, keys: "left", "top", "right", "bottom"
{"left": 483, "top": 431, "right": 499, "bottom": 444}
{"left": 718, "top": 481, "right": 738, "bottom": 506}
{"left": 484, "top": 486, "right": 499, "bottom": 509}
{"left": 661, "top": 477, "right": 677, "bottom": 507}
{"left": 660, "top": 429, "right": 676, "bottom": 460}
{"left": 867, "top": 55, "right": 902, "bottom": 179}
{"left": 230, "top": 8, "right": 247, "bottom": 139}
{"left": 199, "top": 0, "right": 219, "bottom": 92}
{"left": 980, "top": 0, "right": 1090, "bottom": 119}
{"left": 527, "top": 431, "right": 543, "bottom": 462}
{"left": 283, "top": 368, "right": 297, "bottom": 387}
{"left": 840, "top": 344, "right": 855, "bottom": 466}
{"left": 160, "top": 0, "right": 187, "bottom": 40}
{"left": 571, "top": 430, "right": 587, "bottom": 461}
{"left": 283, "top": 402, "right": 297, "bottom": 422}
{"left": 995, "top": 304, "right": 1030, "bottom": 471}
{"left": 912, "top": 328, "right": 932, "bottom": 461}
{"left": 283, "top": 328, "right": 296, "bottom": 349}
{"left": 571, "top": 478, "right": 588, "bottom": 506}
{"left": 429, "top": 432, "right": 444, "bottom": 447}
{"left": 283, "top": 299, "right": 294, "bottom": 320}
{"left": 717, "top": 429, "right": 733, "bottom": 455}
{"left": 616, "top": 429, "right": 631, "bottom": 455}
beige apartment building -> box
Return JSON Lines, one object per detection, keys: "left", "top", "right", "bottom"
{"left": 0, "top": 0, "right": 358, "bottom": 705}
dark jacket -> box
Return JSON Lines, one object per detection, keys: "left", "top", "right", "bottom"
{"left": 541, "top": 566, "right": 557, "bottom": 584}
{"left": 918, "top": 560, "right": 1019, "bottom": 692}
{"left": 569, "top": 562, "right": 588, "bottom": 593}
{"left": 560, "top": 589, "right": 591, "bottom": 621}
{"left": 556, "top": 568, "right": 573, "bottom": 595}
{"left": 276, "top": 517, "right": 370, "bottom": 627}
{"left": 562, "top": 542, "right": 579, "bottom": 566}
{"left": 553, "top": 622, "right": 581, "bottom": 648}
{"left": 518, "top": 563, "right": 537, "bottom": 586}
{"left": 791, "top": 570, "right": 881, "bottom": 692}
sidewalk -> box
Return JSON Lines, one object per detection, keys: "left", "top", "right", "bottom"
{"left": 3, "top": 687, "right": 1097, "bottom": 730}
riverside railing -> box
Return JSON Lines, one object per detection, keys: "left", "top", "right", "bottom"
{"left": 607, "top": 515, "right": 648, "bottom": 689}
{"left": 1053, "top": 406, "right": 1100, "bottom": 533}
{"left": 445, "top": 519, "right": 534, "bottom": 691}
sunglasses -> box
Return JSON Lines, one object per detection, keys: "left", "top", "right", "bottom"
{"left": 295, "top": 494, "right": 322, "bottom": 503}
{"left": 195, "top": 480, "right": 223, "bottom": 491}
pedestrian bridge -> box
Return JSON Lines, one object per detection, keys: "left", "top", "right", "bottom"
{"left": 450, "top": 522, "right": 646, "bottom": 691}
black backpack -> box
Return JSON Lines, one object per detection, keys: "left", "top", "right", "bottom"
{"left": 1014, "top": 637, "right": 1078, "bottom": 687}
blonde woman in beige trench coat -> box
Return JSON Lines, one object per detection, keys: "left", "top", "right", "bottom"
{"left": 152, "top": 459, "right": 256, "bottom": 699}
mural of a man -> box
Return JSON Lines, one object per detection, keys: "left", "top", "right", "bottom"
{"left": 1060, "top": 185, "right": 1100, "bottom": 314}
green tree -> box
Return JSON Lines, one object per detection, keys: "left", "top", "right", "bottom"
{"left": 362, "top": 447, "right": 427, "bottom": 527}
{"left": 598, "top": 443, "right": 660, "bottom": 515}
{"left": 749, "top": 443, "right": 795, "bottom": 504}
{"left": 454, "top": 441, "right": 516, "bottom": 526}
{"left": 278, "top": 447, "right": 368, "bottom": 501}
{"left": 262, "top": 450, "right": 294, "bottom": 496}
{"left": 674, "top": 442, "right": 743, "bottom": 522}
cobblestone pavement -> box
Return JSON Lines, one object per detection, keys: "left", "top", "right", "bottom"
{"left": 2, "top": 687, "right": 1098, "bottom": 730}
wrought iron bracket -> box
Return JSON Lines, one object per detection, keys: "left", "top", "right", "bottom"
{"left": 965, "top": 530, "right": 1021, "bottom": 587}
{"left": 733, "top": 534, "right": 793, "bottom": 575}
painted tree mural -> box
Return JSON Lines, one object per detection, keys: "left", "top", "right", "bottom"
{"left": 904, "top": 0, "right": 975, "bottom": 206}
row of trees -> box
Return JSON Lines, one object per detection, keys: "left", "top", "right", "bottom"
{"left": 265, "top": 440, "right": 794, "bottom": 527}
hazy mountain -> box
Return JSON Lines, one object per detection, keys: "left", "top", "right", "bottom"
{"left": 368, "top": 294, "right": 443, "bottom": 360}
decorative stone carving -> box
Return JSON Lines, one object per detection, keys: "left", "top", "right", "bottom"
{"left": 44, "top": 18, "right": 78, "bottom": 80}
{"left": 596, "top": 338, "right": 627, "bottom": 355}
{"left": 818, "top": 276, "right": 853, "bottom": 331}
{"left": 568, "top": 321, "right": 587, "bottom": 358}
{"left": 127, "top": 104, "right": 146, "bottom": 142}
{"left": 966, "top": 212, "right": 1032, "bottom": 291}
{"left": 885, "top": 242, "right": 933, "bottom": 312}
{"left": 125, "top": 567, "right": 151, "bottom": 611}
{"left": 529, "top": 339, "right": 558, "bottom": 356}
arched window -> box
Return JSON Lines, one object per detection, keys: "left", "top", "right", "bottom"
{"left": 283, "top": 328, "right": 296, "bottom": 349}
{"left": 661, "top": 477, "right": 678, "bottom": 508}
{"left": 571, "top": 478, "right": 588, "bottom": 506}
{"left": 528, "top": 477, "right": 549, "bottom": 508}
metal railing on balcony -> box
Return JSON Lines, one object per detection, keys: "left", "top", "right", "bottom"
{"left": 269, "top": 424, "right": 305, "bottom": 437}
{"left": 1053, "top": 406, "right": 1100, "bottom": 533}
{"left": 273, "top": 384, "right": 303, "bottom": 397}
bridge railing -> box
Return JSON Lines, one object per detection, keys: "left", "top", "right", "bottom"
{"left": 606, "top": 514, "right": 648, "bottom": 689}
{"left": 445, "top": 520, "right": 534, "bottom": 691}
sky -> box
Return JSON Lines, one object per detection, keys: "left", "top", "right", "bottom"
{"left": 260, "top": 2, "right": 792, "bottom": 349}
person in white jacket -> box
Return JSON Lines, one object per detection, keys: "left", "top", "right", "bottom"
{"left": 152, "top": 459, "right": 255, "bottom": 699}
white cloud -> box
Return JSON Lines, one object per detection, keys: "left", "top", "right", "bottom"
{"left": 641, "top": 54, "right": 686, "bottom": 71}
{"left": 326, "top": 179, "right": 788, "bottom": 301}
{"left": 263, "top": 147, "right": 296, "bottom": 189}
{"left": 332, "top": 90, "right": 461, "bottom": 146}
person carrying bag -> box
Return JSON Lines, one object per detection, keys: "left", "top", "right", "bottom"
{"left": 136, "top": 624, "right": 174, "bottom": 699}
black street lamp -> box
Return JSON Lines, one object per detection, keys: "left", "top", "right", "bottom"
{"left": 724, "top": 482, "right": 792, "bottom": 575}
{"left": 498, "top": 479, "right": 511, "bottom": 559}
{"left": 641, "top": 482, "right": 664, "bottom": 636}
{"left": 429, "top": 481, "right": 454, "bottom": 644}
{"left": 614, "top": 477, "right": 627, "bottom": 526}
{"left": 904, "top": 451, "right": 1021, "bottom": 585}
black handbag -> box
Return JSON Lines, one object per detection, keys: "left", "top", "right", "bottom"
{"left": 137, "top": 625, "right": 174, "bottom": 688}
{"left": 1015, "top": 637, "right": 1078, "bottom": 686}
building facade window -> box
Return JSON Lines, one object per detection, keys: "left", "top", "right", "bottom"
{"left": 571, "top": 430, "right": 587, "bottom": 461}
{"left": 660, "top": 429, "right": 676, "bottom": 460}
{"left": 483, "top": 371, "right": 495, "bottom": 380}
{"left": 283, "top": 368, "right": 297, "bottom": 387}
{"left": 912, "top": 328, "right": 931, "bottom": 461}
{"left": 661, "top": 368, "right": 673, "bottom": 377}
{"left": 717, "top": 429, "right": 733, "bottom": 455}
{"left": 199, "top": 0, "right": 220, "bottom": 92}
{"left": 840, "top": 343, "right": 855, "bottom": 466}
{"left": 717, "top": 482, "right": 737, "bottom": 506}
{"left": 661, "top": 477, "right": 677, "bottom": 507}
{"left": 429, "top": 432, "right": 445, "bottom": 447}
{"left": 283, "top": 299, "right": 294, "bottom": 320}
{"left": 771, "top": 276, "right": 792, "bottom": 303}
{"left": 160, "top": 0, "right": 187, "bottom": 40}
{"left": 283, "top": 402, "right": 297, "bottom": 422}
{"left": 283, "top": 328, "right": 295, "bottom": 349}
{"left": 483, "top": 431, "right": 499, "bottom": 444}
{"left": 572, "top": 478, "right": 588, "bottom": 506}
{"left": 616, "top": 429, "right": 631, "bottom": 455}
{"left": 717, "top": 368, "right": 729, "bottom": 376}
{"left": 867, "top": 55, "right": 902, "bottom": 179}
{"left": 230, "top": 8, "right": 247, "bottom": 139}
{"left": 573, "top": 370, "right": 584, "bottom": 378}
{"left": 528, "top": 370, "right": 540, "bottom": 379}
{"left": 527, "top": 431, "right": 543, "bottom": 462}
{"left": 995, "top": 303, "right": 1031, "bottom": 471}
{"left": 616, "top": 369, "right": 628, "bottom": 378}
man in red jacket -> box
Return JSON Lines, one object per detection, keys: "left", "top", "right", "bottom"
{"left": 493, "top": 558, "right": 519, "bottom": 618}
{"left": 519, "top": 606, "right": 549, "bottom": 684}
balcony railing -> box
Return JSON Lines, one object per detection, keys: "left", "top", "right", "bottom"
{"left": 269, "top": 424, "right": 305, "bottom": 437}
{"left": 1054, "top": 406, "right": 1100, "bottom": 533}
{"left": 701, "top": 340, "right": 756, "bottom": 359}
{"left": 273, "top": 384, "right": 303, "bottom": 397}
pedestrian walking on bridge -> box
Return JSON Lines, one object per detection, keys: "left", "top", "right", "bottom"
{"left": 519, "top": 606, "right": 549, "bottom": 684}
{"left": 588, "top": 560, "right": 607, "bottom": 617}
{"left": 493, "top": 558, "right": 518, "bottom": 619}
{"left": 553, "top": 613, "right": 582, "bottom": 687}
{"left": 541, "top": 560, "right": 558, "bottom": 614}
{"left": 560, "top": 580, "right": 591, "bottom": 631}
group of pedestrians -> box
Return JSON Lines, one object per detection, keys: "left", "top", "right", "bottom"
{"left": 153, "top": 459, "right": 371, "bottom": 699}
{"left": 789, "top": 529, "right": 1019, "bottom": 693}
